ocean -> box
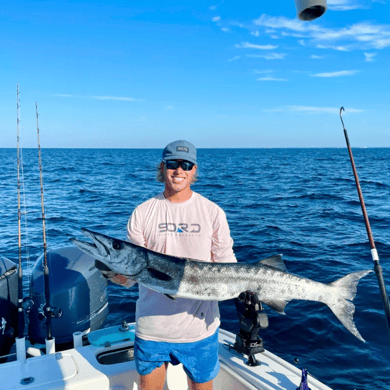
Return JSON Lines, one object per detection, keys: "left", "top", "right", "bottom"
{"left": 1, "top": 147, "right": 389, "bottom": 389}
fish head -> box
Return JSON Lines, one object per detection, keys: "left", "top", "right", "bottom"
{"left": 70, "top": 228, "right": 147, "bottom": 277}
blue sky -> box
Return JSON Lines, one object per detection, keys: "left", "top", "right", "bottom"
{"left": 1, "top": 0, "right": 390, "bottom": 148}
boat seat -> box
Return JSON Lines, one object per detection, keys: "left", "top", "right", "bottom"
{"left": 165, "top": 363, "right": 189, "bottom": 390}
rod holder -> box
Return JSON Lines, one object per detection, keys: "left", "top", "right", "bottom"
{"left": 294, "top": 0, "right": 327, "bottom": 21}
{"left": 73, "top": 331, "right": 83, "bottom": 349}
{"left": 16, "top": 337, "right": 26, "bottom": 363}
{"left": 45, "top": 337, "right": 56, "bottom": 355}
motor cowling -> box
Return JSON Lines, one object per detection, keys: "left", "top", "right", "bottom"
{"left": 29, "top": 246, "right": 108, "bottom": 346}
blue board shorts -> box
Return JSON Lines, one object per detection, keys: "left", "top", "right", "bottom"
{"left": 134, "top": 328, "right": 220, "bottom": 384}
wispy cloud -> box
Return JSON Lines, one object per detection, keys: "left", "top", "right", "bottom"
{"left": 246, "top": 53, "right": 286, "bottom": 60}
{"left": 327, "top": 0, "right": 366, "bottom": 11}
{"left": 212, "top": 16, "right": 221, "bottom": 22}
{"left": 251, "top": 14, "right": 390, "bottom": 51}
{"left": 311, "top": 55, "right": 325, "bottom": 59}
{"left": 166, "top": 105, "right": 174, "bottom": 110}
{"left": 364, "top": 52, "right": 377, "bottom": 62}
{"left": 235, "top": 41, "right": 278, "bottom": 50}
{"left": 257, "top": 77, "right": 288, "bottom": 81}
{"left": 316, "top": 44, "right": 350, "bottom": 51}
{"left": 310, "top": 70, "right": 358, "bottom": 77}
{"left": 228, "top": 55, "right": 241, "bottom": 62}
{"left": 263, "top": 106, "right": 363, "bottom": 114}
{"left": 88, "top": 95, "right": 143, "bottom": 101}
{"left": 54, "top": 94, "right": 143, "bottom": 102}
{"left": 209, "top": 1, "right": 224, "bottom": 11}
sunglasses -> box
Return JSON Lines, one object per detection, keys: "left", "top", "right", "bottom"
{"left": 165, "top": 160, "right": 195, "bottom": 171}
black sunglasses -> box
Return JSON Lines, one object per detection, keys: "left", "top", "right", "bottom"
{"left": 165, "top": 160, "right": 195, "bottom": 171}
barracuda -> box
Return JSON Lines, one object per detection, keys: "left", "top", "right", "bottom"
{"left": 71, "top": 228, "right": 371, "bottom": 342}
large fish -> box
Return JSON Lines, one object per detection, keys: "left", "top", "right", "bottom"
{"left": 71, "top": 228, "right": 371, "bottom": 342}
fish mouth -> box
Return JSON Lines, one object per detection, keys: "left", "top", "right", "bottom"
{"left": 70, "top": 228, "right": 110, "bottom": 263}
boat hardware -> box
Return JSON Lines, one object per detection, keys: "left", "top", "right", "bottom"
{"left": 233, "top": 291, "right": 268, "bottom": 366}
{"left": 297, "top": 368, "right": 312, "bottom": 390}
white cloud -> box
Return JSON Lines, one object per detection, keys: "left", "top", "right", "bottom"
{"left": 212, "top": 16, "right": 221, "bottom": 22}
{"left": 221, "top": 27, "right": 229, "bottom": 32}
{"left": 228, "top": 55, "right": 241, "bottom": 62}
{"left": 310, "top": 70, "right": 358, "bottom": 77}
{"left": 263, "top": 106, "right": 363, "bottom": 114}
{"left": 364, "top": 52, "right": 377, "bottom": 62}
{"left": 166, "top": 105, "right": 174, "bottom": 110}
{"left": 54, "top": 94, "right": 143, "bottom": 101}
{"left": 88, "top": 96, "right": 143, "bottom": 101}
{"left": 327, "top": 0, "right": 366, "bottom": 11}
{"left": 251, "top": 14, "right": 390, "bottom": 51}
{"left": 257, "top": 77, "right": 288, "bottom": 81}
{"left": 291, "top": 106, "right": 364, "bottom": 114}
{"left": 246, "top": 53, "right": 286, "bottom": 60}
{"left": 235, "top": 41, "right": 278, "bottom": 50}
{"left": 311, "top": 55, "right": 325, "bottom": 59}
{"left": 209, "top": 1, "right": 224, "bottom": 11}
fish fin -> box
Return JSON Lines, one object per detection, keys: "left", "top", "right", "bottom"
{"left": 262, "top": 299, "right": 288, "bottom": 314}
{"left": 147, "top": 268, "right": 173, "bottom": 282}
{"left": 164, "top": 294, "right": 176, "bottom": 300}
{"left": 326, "top": 270, "right": 372, "bottom": 342}
{"left": 259, "top": 254, "right": 287, "bottom": 272}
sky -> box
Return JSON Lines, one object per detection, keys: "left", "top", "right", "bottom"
{"left": 1, "top": 0, "right": 390, "bottom": 148}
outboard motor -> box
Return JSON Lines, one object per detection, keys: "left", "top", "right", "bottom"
{"left": 29, "top": 246, "right": 108, "bottom": 346}
{"left": 0, "top": 256, "right": 18, "bottom": 360}
{"left": 294, "top": 0, "right": 327, "bottom": 21}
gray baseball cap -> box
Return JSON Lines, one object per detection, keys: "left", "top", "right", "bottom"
{"left": 162, "top": 140, "right": 197, "bottom": 165}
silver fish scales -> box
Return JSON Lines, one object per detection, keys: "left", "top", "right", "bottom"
{"left": 71, "top": 228, "right": 371, "bottom": 342}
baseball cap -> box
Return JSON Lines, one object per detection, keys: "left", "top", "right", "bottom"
{"left": 162, "top": 140, "right": 197, "bottom": 165}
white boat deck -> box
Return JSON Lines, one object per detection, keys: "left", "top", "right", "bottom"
{"left": 0, "top": 325, "right": 332, "bottom": 390}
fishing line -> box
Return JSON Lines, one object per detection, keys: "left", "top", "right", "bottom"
{"left": 340, "top": 107, "right": 390, "bottom": 339}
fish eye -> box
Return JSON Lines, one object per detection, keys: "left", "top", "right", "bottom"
{"left": 112, "top": 241, "right": 123, "bottom": 250}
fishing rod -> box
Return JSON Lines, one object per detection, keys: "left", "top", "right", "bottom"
{"left": 16, "top": 84, "right": 26, "bottom": 362}
{"left": 340, "top": 107, "right": 390, "bottom": 338}
{"left": 36, "top": 102, "right": 55, "bottom": 353}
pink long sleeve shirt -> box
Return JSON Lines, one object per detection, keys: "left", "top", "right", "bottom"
{"left": 127, "top": 191, "right": 237, "bottom": 343}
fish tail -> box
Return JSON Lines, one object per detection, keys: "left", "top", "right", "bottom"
{"left": 326, "top": 270, "right": 372, "bottom": 342}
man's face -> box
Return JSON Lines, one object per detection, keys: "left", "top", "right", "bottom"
{"left": 161, "top": 160, "right": 197, "bottom": 194}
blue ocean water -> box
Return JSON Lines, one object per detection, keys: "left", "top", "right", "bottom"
{"left": 1, "top": 148, "right": 390, "bottom": 389}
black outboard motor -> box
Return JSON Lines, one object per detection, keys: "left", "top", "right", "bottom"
{"left": 0, "top": 256, "right": 18, "bottom": 360}
{"left": 29, "top": 246, "right": 108, "bottom": 346}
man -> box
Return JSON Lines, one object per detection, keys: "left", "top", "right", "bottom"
{"left": 127, "top": 140, "right": 237, "bottom": 390}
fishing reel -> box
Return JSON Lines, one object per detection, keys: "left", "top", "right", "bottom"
{"left": 38, "top": 303, "right": 63, "bottom": 320}
{"left": 233, "top": 291, "right": 268, "bottom": 366}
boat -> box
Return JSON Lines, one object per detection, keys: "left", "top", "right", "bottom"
{"left": 0, "top": 2, "right": 339, "bottom": 388}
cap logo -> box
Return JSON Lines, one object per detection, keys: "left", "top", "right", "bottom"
{"left": 176, "top": 146, "right": 189, "bottom": 153}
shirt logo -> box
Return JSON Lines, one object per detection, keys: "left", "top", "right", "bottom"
{"left": 159, "top": 223, "right": 201, "bottom": 233}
